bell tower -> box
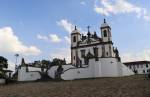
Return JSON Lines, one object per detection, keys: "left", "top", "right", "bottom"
{"left": 100, "top": 19, "right": 112, "bottom": 42}
{"left": 100, "top": 19, "right": 113, "bottom": 57}
{"left": 71, "top": 26, "right": 81, "bottom": 66}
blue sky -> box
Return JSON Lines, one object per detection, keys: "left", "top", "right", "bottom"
{"left": 0, "top": 0, "right": 150, "bottom": 70}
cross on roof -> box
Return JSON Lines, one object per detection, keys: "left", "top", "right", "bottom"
{"left": 87, "top": 26, "right": 90, "bottom": 32}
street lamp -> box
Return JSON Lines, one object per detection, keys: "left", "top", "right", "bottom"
{"left": 15, "top": 54, "right": 19, "bottom": 71}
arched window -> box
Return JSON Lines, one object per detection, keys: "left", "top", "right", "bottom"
{"left": 73, "top": 36, "right": 76, "bottom": 42}
{"left": 103, "top": 30, "right": 107, "bottom": 37}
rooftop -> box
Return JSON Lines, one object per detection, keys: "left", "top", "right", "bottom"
{"left": 124, "top": 61, "right": 150, "bottom": 65}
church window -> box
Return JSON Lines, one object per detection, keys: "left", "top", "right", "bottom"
{"left": 81, "top": 50, "right": 85, "bottom": 58}
{"left": 106, "top": 52, "right": 108, "bottom": 56}
{"left": 129, "top": 65, "right": 131, "bottom": 69}
{"left": 74, "top": 56, "right": 75, "bottom": 60}
{"left": 102, "top": 45, "right": 105, "bottom": 57}
{"left": 143, "top": 70, "right": 145, "bottom": 73}
{"left": 146, "top": 64, "right": 148, "bottom": 68}
{"left": 103, "top": 30, "right": 107, "bottom": 37}
{"left": 73, "top": 36, "right": 76, "bottom": 42}
{"left": 93, "top": 47, "right": 98, "bottom": 57}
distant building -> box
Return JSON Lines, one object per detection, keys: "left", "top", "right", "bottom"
{"left": 124, "top": 61, "right": 150, "bottom": 74}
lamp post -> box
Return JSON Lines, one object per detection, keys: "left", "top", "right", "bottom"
{"left": 15, "top": 54, "right": 19, "bottom": 71}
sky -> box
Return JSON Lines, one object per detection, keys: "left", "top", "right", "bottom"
{"left": 0, "top": 0, "right": 150, "bottom": 71}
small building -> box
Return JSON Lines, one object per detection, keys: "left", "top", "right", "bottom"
{"left": 17, "top": 58, "right": 42, "bottom": 81}
{"left": 124, "top": 61, "right": 150, "bottom": 74}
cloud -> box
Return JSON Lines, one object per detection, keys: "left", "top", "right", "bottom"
{"left": 57, "top": 19, "right": 87, "bottom": 35}
{"left": 57, "top": 19, "right": 74, "bottom": 33}
{"left": 37, "top": 34, "right": 61, "bottom": 43}
{"left": 50, "top": 48, "right": 71, "bottom": 63}
{"left": 64, "top": 36, "right": 71, "bottom": 44}
{"left": 0, "top": 27, "right": 41, "bottom": 56}
{"left": 37, "top": 34, "right": 48, "bottom": 41}
{"left": 8, "top": 61, "right": 15, "bottom": 72}
{"left": 121, "top": 49, "right": 150, "bottom": 62}
{"left": 49, "top": 34, "right": 61, "bottom": 42}
{"left": 94, "top": 0, "right": 150, "bottom": 21}
{"left": 80, "top": 1, "right": 86, "bottom": 5}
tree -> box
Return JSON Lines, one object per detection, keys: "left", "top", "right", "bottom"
{"left": 0, "top": 56, "right": 8, "bottom": 78}
{"left": 41, "top": 60, "right": 51, "bottom": 72}
{"left": 0, "top": 56, "right": 8, "bottom": 69}
{"left": 51, "top": 58, "right": 66, "bottom": 66}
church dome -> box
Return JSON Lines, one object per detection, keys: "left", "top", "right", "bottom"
{"left": 71, "top": 26, "right": 81, "bottom": 35}
{"left": 101, "top": 19, "right": 110, "bottom": 28}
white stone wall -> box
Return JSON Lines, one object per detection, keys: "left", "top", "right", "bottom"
{"left": 18, "top": 67, "right": 41, "bottom": 81}
{"left": 61, "top": 59, "right": 101, "bottom": 80}
{"left": 47, "top": 58, "right": 134, "bottom": 80}
{"left": 121, "top": 63, "right": 134, "bottom": 76}
{"left": 47, "top": 65, "right": 75, "bottom": 79}
{"left": 100, "top": 58, "right": 120, "bottom": 77}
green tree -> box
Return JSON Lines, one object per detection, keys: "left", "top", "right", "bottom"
{"left": 0, "top": 56, "right": 8, "bottom": 78}
{"left": 0, "top": 56, "right": 8, "bottom": 69}
{"left": 51, "top": 58, "right": 66, "bottom": 66}
{"left": 41, "top": 60, "right": 51, "bottom": 72}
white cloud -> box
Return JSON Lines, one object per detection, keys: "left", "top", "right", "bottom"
{"left": 37, "top": 34, "right": 61, "bottom": 43}
{"left": 57, "top": 19, "right": 74, "bottom": 33}
{"left": 80, "top": 1, "right": 86, "bottom": 5}
{"left": 121, "top": 49, "right": 150, "bottom": 62}
{"left": 8, "top": 61, "right": 15, "bottom": 72}
{"left": 94, "top": 0, "right": 150, "bottom": 21}
{"left": 0, "top": 27, "right": 41, "bottom": 56}
{"left": 50, "top": 48, "right": 71, "bottom": 63}
{"left": 37, "top": 34, "right": 48, "bottom": 41}
{"left": 49, "top": 34, "right": 61, "bottom": 43}
{"left": 57, "top": 19, "right": 87, "bottom": 35}
{"left": 64, "top": 36, "right": 71, "bottom": 44}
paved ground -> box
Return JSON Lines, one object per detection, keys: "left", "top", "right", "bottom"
{"left": 0, "top": 75, "right": 149, "bottom": 97}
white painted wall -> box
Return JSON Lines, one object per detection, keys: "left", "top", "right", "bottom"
{"left": 61, "top": 59, "right": 99, "bottom": 80}
{"left": 100, "top": 58, "right": 120, "bottom": 77}
{"left": 18, "top": 67, "right": 41, "bottom": 81}
{"left": 120, "top": 63, "right": 134, "bottom": 76}
{"left": 47, "top": 65, "right": 76, "bottom": 79}
{"left": 48, "top": 58, "right": 134, "bottom": 80}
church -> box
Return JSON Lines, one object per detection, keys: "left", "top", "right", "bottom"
{"left": 48, "top": 19, "right": 134, "bottom": 80}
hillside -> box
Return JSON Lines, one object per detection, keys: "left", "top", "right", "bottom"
{"left": 0, "top": 75, "right": 149, "bottom": 97}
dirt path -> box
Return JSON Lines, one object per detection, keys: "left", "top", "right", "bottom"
{"left": 0, "top": 75, "right": 149, "bottom": 97}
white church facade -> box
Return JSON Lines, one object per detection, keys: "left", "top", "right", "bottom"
{"left": 48, "top": 19, "right": 134, "bottom": 80}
